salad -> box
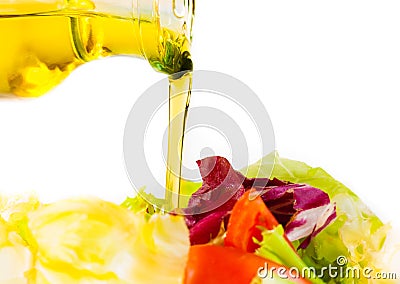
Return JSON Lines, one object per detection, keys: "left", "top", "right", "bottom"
{"left": 0, "top": 153, "right": 395, "bottom": 283}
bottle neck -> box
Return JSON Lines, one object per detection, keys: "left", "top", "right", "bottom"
{"left": 69, "top": 0, "right": 194, "bottom": 74}
{"left": 137, "top": 0, "right": 194, "bottom": 73}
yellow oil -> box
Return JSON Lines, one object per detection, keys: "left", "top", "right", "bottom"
{"left": 0, "top": 3, "right": 192, "bottom": 97}
{"left": 165, "top": 72, "right": 192, "bottom": 210}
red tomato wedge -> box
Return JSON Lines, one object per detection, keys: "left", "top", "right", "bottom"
{"left": 184, "top": 245, "right": 310, "bottom": 284}
{"left": 225, "top": 190, "right": 291, "bottom": 252}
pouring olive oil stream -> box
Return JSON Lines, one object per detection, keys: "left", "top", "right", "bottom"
{"left": 0, "top": 0, "right": 194, "bottom": 209}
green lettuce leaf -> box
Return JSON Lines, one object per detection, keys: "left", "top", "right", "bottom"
{"left": 256, "top": 225, "right": 324, "bottom": 284}
{"left": 121, "top": 187, "right": 164, "bottom": 218}
{"left": 244, "top": 152, "right": 390, "bottom": 283}
{"left": 121, "top": 181, "right": 201, "bottom": 213}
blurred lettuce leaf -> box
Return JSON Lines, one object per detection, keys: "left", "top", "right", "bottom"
{"left": 0, "top": 217, "right": 33, "bottom": 283}
{"left": 0, "top": 195, "right": 38, "bottom": 283}
{"left": 0, "top": 194, "right": 40, "bottom": 247}
{"left": 1, "top": 194, "right": 190, "bottom": 283}
{"left": 28, "top": 198, "right": 190, "bottom": 283}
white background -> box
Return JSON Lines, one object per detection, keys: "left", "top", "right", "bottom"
{"left": 0, "top": 0, "right": 399, "bottom": 237}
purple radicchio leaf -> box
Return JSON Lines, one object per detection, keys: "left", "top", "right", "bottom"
{"left": 189, "top": 211, "right": 229, "bottom": 245}
{"left": 259, "top": 184, "right": 337, "bottom": 248}
{"left": 181, "top": 156, "right": 337, "bottom": 248}
{"left": 285, "top": 203, "right": 337, "bottom": 249}
{"left": 183, "top": 156, "right": 246, "bottom": 245}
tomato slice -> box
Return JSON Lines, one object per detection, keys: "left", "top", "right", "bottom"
{"left": 225, "top": 190, "right": 286, "bottom": 252}
{"left": 184, "top": 245, "right": 310, "bottom": 284}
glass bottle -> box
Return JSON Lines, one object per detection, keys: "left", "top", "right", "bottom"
{"left": 0, "top": 0, "right": 194, "bottom": 97}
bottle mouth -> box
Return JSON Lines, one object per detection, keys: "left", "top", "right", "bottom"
{"left": 138, "top": 0, "right": 195, "bottom": 74}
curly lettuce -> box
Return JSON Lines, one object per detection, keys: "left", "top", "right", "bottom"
{"left": 0, "top": 195, "right": 190, "bottom": 284}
